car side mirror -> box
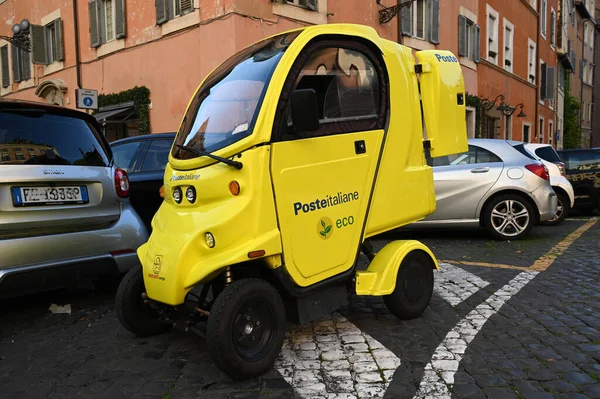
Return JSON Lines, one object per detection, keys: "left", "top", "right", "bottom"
{"left": 290, "top": 89, "right": 319, "bottom": 133}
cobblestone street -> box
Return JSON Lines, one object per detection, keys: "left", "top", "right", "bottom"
{"left": 1, "top": 217, "right": 599, "bottom": 399}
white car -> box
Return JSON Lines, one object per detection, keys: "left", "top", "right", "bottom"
{"left": 525, "top": 143, "right": 575, "bottom": 225}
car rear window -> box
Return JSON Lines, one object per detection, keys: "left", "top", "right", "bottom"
{"left": 512, "top": 143, "right": 537, "bottom": 161}
{"left": 534, "top": 146, "right": 562, "bottom": 163}
{"left": 0, "top": 109, "right": 109, "bottom": 166}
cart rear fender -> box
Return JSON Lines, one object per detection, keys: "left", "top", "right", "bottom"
{"left": 355, "top": 240, "right": 438, "bottom": 296}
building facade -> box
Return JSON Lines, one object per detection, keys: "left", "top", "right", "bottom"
{"left": 592, "top": 2, "right": 600, "bottom": 147}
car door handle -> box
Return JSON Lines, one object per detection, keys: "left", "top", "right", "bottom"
{"left": 471, "top": 167, "right": 490, "bottom": 173}
{"left": 355, "top": 140, "right": 366, "bottom": 154}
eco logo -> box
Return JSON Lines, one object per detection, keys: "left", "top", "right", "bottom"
{"left": 317, "top": 217, "right": 333, "bottom": 240}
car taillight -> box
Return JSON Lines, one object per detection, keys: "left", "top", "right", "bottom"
{"left": 556, "top": 162, "right": 566, "bottom": 177}
{"left": 525, "top": 163, "right": 550, "bottom": 180}
{"left": 115, "top": 168, "right": 130, "bottom": 198}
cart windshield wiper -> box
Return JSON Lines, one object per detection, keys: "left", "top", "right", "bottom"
{"left": 174, "top": 144, "right": 243, "bottom": 170}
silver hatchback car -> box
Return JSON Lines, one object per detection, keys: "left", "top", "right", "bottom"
{"left": 413, "top": 139, "right": 557, "bottom": 240}
{"left": 0, "top": 99, "right": 148, "bottom": 299}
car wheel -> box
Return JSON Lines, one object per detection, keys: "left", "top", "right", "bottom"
{"left": 542, "top": 192, "right": 570, "bottom": 226}
{"left": 383, "top": 251, "right": 434, "bottom": 320}
{"left": 115, "top": 266, "right": 171, "bottom": 337}
{"left": 483, "top": 194, "right": 535, "bottom": 240}
{"left": 206, "top": 278, "right": 286, "bottom": 380}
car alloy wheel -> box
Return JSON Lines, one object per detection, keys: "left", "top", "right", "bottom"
{"left": 542, "top": 192, "right": 569, "bottom": 226}
{"left": 490, "top": 199, "right": 530, "bottom": 237}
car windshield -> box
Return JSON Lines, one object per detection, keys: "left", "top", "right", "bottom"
{"left": 0, "top": 110, "right": 109, "bottom": 166}
{"left": 172, "top": 31, "right": 300, "bottom": 160}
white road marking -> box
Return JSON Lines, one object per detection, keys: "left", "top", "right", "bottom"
{"left": 433, "top": 262, "right": 490, "bottom": 306}
{"left": 413, "top": 271, "right": 539, "bottom": 398}
{"left": 275, "top": 313, "right": 401, "bottom": 399}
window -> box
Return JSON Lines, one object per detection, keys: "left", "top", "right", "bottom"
{"left": 30, "top": 19, "right": 64, "bottom": 65}
{"left": 589, "top": 103, "right": 593, "bottom": 121}
{"left": 431, "top": 145, "right": 502, "bottom": 167}
{"left": 141, "top": 140, "right": 173, "bottom": 172}
{"left": 1, "top": 45, "right": 9, "bottom": 88}
{"left": 505, "top": 114, "right": 512, "bottom": 140}
{"left": 286, "top": 0, "right": 318, "bottom": 11}
{"left": 583, "top": 101, "right": 587, "bottom": 121}
{"left": 589, "top": 25, "right": 595, "bottom": 48}
{"left": 11, "top": 43, "right": 31, "bottom": 83}
{"left": 539, "top": 118, "right": 544, "bottom": 143}
{"left": 582, "top": 60, "right": 588, "bottom": 83}
{"left": 458, "top": 15, "right": 481, "bottom": 62}
{"left": 548, "top": 120, "right": 554, "bottom": 145}
{"left": 486, "top": 5, "right": 499, "bottom": 63}
{"left": 400, "top": 0, "right": 440, "bottom": 44}
{"left": 540, "top": 62, "right": 555, "bottom": 101}
{"left": 503, "top": 19, "right": 514, "bottom": 72}
{"left": 89, "top": 0, "right": 126, "bottom": 47}
{"left": 528, "top": 39, "right": 536, "bottom": 83}
{"left": 558, "top": 64, "right": 566, "bottom": 90}
{"left": 550, "top": 9, "right": 556, "bottom": 47}
{"left": 156, "top": 0, "right": 195, "bottom": 25}
{"left": 523, "top": 124, "right": 531, "bottom": 143}
{"left": 541, "top": 0, "right": 547, "bottom": 38}
{"left": 112, "top": 141, "right": 143, "bottom": 172}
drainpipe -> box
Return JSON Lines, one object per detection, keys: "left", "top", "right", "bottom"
{"left": 535, "top": 4, "right": 540, "bottom": 142}
{"left": 73, "top": 0, "right": 82, "bottom": 89}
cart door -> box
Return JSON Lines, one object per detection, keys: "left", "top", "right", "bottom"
{"left": 270, "top": 42, "right": 388, "bottom": 287}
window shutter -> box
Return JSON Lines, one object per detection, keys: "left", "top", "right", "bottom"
{"left": 428, "top": 0, "right": 440, "bottom": 44}
{"left": 115, "top": 0, "right": 126, "bottom": 39}
{"left": 89, "top": 0, "right": 101, "bottom": 48}
{"left": 458, "top": 15, "right": 467, "bottom": 57}
{"left": 401, "top": 5, "right": 413, "bottom": 36}
{"left": 21, "top": 49, "right": 31, "bottom": 80}
{"left": 11, "top": 44, "right": 21, "bottom": 82}
{"left": 474, "top": 25, "right": 481, "bottom": 63}
{"left": 1, "top": 46, "right": 9, "bottom": 88}
{"left": 55, "top": 19, "right": 64, "bottom": 61}
{"left": 550, "top": 12, "right": 555, "bottom": 46}
{"left": 544, "top": 66, "right": 555, "bottom": 100}
{"left": 30, "top": 24, "right": 48, "bottom": 65}
{"left": 541, "top": 63, "right": 547, "bottom": 99}
{"left": 180, "top": 0, "right": 194, "bottom": 14}
{"left": 156, "top": 0, "right": 169, "bottom": 25}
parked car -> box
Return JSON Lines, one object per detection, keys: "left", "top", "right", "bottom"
{"left": 0, "top": 99, "right": 148, "bottom": 299}
{"left": 556, "top": 148, "right": 600, "bottom": 214}
{"left": 110, "top": 133, "right": 175, "bottom": 230}
{"left": 524, "top": 143, "right": 575, "bottom": 225}
{"left": 413, "top": 138, "right": 557, "bottom": 240}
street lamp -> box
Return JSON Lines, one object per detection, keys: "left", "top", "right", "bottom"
{"left": 480, "top": 94, "right": 505, "bottom": 111}
{"left": 376, "top": 0, "right": 416, "bottom": 24}
{"left": 502, "top": 103, "right": 527, "bottom": 118}
{"left": 1, "top": 19, "right": 31, "bottom": 52}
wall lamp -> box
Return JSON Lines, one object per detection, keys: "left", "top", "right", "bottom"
{"left": 503, "top": 103, "right": 527, "bottom": 118}
{"left": 480, "top": 94, "right": 505, "bottom": 111}
{"left": 376, "top": 0, "right": 416, "bottom": 24}
{"left": 0, "top": 19, "right": 31, "bottom": 52}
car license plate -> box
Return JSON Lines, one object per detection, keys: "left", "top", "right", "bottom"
{"left": 11, "top": 186, "right": 89, "bottom": 207}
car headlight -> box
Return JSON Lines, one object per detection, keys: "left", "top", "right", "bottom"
{"left": 173, "top": 187, "right": 182, "bottom": 203}
{"left": 186, "top": 186, "right": 196, "bottom": 203}
{"left": 205, "top": 232, "right": 215, "bottom": 248}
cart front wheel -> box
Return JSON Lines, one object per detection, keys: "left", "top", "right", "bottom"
{"left": 115, "top": 266, "right": 171, "bottom": 337}
{"left": 206, "top": 278, "right": 286, "bottom": 380}
{"left": 384, "top": 251, "right": 434, "bottom": 320}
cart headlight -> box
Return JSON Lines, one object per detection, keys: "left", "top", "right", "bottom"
{"left": 173, "top": 187, "right": 182, "bottom": 203}
{"left": 205, "top": 232, "right": 215, "bottom": 248}
{"left": 186, "top": 186, "right": 196, "bottom": 203}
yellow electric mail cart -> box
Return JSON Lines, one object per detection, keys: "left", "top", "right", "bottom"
{"left": 115, "top": 23, "right": 468, "bottom": 379}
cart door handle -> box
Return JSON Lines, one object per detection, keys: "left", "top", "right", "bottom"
{"left": 355, "top": 140, "right": 366, "bottom": 154}
{"left": 471, "top": 167, "right": 490, "bottom": 173}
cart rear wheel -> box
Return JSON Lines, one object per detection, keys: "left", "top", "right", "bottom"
{"left": 383, "top": 251, "right": 434, "bottom": 320}
{"left": 115, "top": 266, "right": 171, "bottom": 337}
{"left": 206, "top": 278, "right": 286, "bottom": 380}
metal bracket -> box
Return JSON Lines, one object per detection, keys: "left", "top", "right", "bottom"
{"left": 0, "top": 34, "right": 31, "bottom": 52}
{"left": 377, "top": 0, "right": 415, "bottom": 24}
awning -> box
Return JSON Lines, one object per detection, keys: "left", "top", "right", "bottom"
{"left": 93, "top": 101, "right": 136, "bottom": 124}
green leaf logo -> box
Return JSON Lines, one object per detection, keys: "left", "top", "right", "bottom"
{"left": 317, "top": 217, "right": 333, "bottom": 240}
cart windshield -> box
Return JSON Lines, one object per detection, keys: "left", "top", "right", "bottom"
{"left": 172, "top": 31, "right": 300, "bottom": 160}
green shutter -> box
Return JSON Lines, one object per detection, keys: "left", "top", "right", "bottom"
{"left": 156, "top": 0, "right": 169, "bottom": 24}
{"left": 31, "top": 24, "right": 48, "bottom": 65}
{"left": 115, "top": 0, "right": 127, "bottom": 39}
{"left": 180, "top": 0, "right": 194, "bottom": 14}
{"left": 11, "top": 44, "right": 21, "bottom": 82}
{"left": 302, "top": 0, "right": 318, "bottom": 11}
{"left": 21, "top": 48, "right": 31, "bottom": 80}
{"left": 1, "top": 46, "right": 9, "bottom": 88}
{"left": 474, "top": 24, "right": 480, "bottom": 63}
{"left": 429, "top": 0, "right": 440, "bottom": 44}
{"left": 458, "top": 15, "right": 467, "bottom": 57}
{"left": 89, "top": 0, "right": 101, "bottom": 48}
{"left": 401, "top": 5, "right": 413, "bottom": 36}
{"left": 55, "top": 19, "right": 64, "bottom": 61}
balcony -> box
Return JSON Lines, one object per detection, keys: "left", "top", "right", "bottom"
{"left": 558, "top": 40, "right": 575, "bottom": 70}
{"left": 574, "top": 0, "right": 594, "bottom": 21}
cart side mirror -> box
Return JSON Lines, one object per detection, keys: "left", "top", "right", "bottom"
{"left": 290, "top": 89, "right": 319, "bottom": 133}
